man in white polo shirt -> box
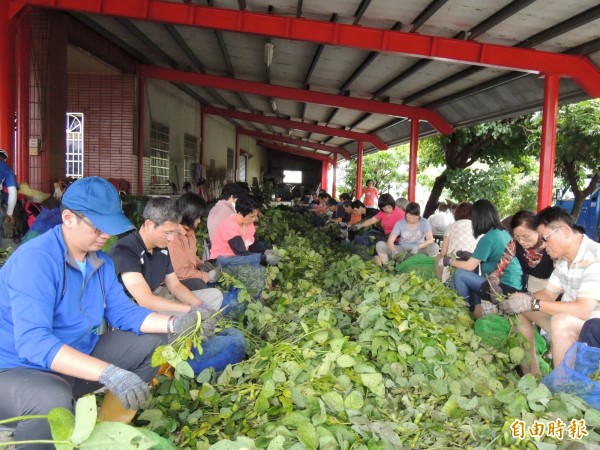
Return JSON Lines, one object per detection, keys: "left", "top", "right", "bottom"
{"left": 498, "top": 206, "right": 600, "bottom": 375}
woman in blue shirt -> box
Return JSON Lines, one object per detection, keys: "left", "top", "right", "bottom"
{"left": 443, "top": 199, "right": 523, "bottom": 319}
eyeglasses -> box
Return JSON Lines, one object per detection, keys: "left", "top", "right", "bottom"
{"left": 71, "top": 210, "right": 103, "bottom": 235}
{"left": 541, "top": 227, "right": 560, "bottom": 243}
{"left": 153, "top": 223, "right": 180, "bottom": 238}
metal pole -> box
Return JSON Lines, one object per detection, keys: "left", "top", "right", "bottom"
{"left": 408, "top": 119, "right": 419, "bottom": 202}
{"left": 537, "top": 74, "right": 560, "bottom": 211}
{"left": 0, "top": 1, "right": 15, "bottom": 158}
{"left": 356, "top": 141, "right": 363, "bottom": 200}
{"left": 332, "top": 153, "right": 337, "bottom": 198}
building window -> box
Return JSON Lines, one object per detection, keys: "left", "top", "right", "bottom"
{"left": 283, "top": 170, "right": 302, "bottom": 184}
{"left": 227, "top": 148, "right": 235, "bottom": 183}
{"left": 66, "top": 113, "right": 84, "bottom": 178}
{"left": 237, "top": 154, "right": 247, "bottom": 182}
{"left": 183, "top": 134, "right": 198, "bottom": 183}
{"left": 150, "top": 122, "right": 170, "bottom": 187}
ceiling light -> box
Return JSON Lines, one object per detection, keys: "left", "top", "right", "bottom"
{"left": 270, "top": 99, "right": 278, "bottom": 111}
{"left": 265, "top": 42, "right": 274, "bottom": 68}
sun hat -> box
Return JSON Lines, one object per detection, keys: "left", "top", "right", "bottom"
{"left": 62, "top": 177, "right": 134, "bottom": 235}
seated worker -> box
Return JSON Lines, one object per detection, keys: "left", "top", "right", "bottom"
{"left": 327, "top": 197, "right": 350, "bottom": 224}
{"left": 210, "top": 195, "right": 280, "bottom": 267}
{"left": 580, "top": 318, "right": 600, "bottom": 347}
{"left": 376, "top": 201, "right": 438, "bottom": 264}
{"left": 479, "top": 210, "right": 554, "bottom": 301}
{"left": 110, "top": 196, "right": 224, "bottom": 314}
{"left": 498, "top": 206, "right": 600, "bottom": 376}
{"left": 443, "top": 199, "right": 522, "bottom": 319}
{"left": 355, "top": 193, "right": 404, "bottom": 235}
{"left": 349, "top": 200, "right": 380, "bottom": 244}
{"left": 169, "top": 193, "right": 221, "bottom": 291}
{"left": 0, "top": 148, "right": 18, "bottom": 240}
{"left": 207, "top": 183, "right": 244, "bottom": 241}
{"left": 0, "top": 177, "right": 206, "bottom": 447}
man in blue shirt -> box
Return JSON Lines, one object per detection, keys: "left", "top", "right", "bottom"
{"left": 0, "top": 177, "right": 206, "bottom": 448}
{"left": 0, "top": 149, "right": 18, "bottom": 239}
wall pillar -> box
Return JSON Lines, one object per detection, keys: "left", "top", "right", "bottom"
{"left": 0, "top": 1, "right": 15, "bottom": 158}
{"left": 332, "top": 154, "right": 337, "bottom": 199}
{"left": 137, "top": 74, "right": 145, "bottom": 194}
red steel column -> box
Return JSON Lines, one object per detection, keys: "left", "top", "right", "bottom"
{"left": 355, "top": 141, "right": 363, "bottom": 199}
{"left": 408, "top": 119, "right": 419, "bottom": 202}
{"left": 16, "top": 9, "right": 30, "bottom": 182}
{"left": 321, "top": 160, "right": 328, "bottom": 193}
{"left": 537, "top": 74, "right": 560, "bottom": 211}
{"left": 332, "top": 154, "right": 337, "bottom": 199}
{"left": 137, "top": 74, "right": 145, "bottom": 194}
{"left": 0, "top": 1, "right": 15, "bottom": 158}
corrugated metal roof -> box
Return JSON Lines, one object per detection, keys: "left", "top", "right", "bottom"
{"left": 56, "top": 0, "right": 600, "bottom": 156}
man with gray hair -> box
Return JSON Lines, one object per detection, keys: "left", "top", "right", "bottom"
{"left": 110, "top": 197, "right": 223, "bottom": 314}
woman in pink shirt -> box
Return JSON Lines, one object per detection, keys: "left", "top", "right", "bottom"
{"left": 360, "top": 180, "right": 379, "bottom": 210}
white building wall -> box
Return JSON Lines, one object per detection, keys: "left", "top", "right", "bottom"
{"left": 141, "top": 80, "right": 267, "bottom": 196}
{"left": 143, "top": 79, "right": 201, "bottom": 193}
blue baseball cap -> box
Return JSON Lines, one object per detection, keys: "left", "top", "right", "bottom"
{"left": 62, "top": 177, "right": 134, "bottom": 235}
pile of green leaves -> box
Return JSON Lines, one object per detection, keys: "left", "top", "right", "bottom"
{"left": 0, "top": 246, "right": 13, "bottom": 266}
{"left": 141, "top": 210, "right": 600, "bottom": 450}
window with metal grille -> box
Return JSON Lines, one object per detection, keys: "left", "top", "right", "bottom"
{"left": 66, "top": 113, "right": 84, "bottom": 178}
{"left": 150, "top": 122, "right": 170, "bottom": 187}
{"left": 237, "top": 154, "right": 247, "bottom": 182}
{"left": 183, "top": 133, "right": 198, "bottom": 183}
{"left": 227, "top": 148, "right": 235, "bottom": 183}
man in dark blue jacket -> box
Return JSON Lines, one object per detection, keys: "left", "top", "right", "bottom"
{"left": 0, "top": 177, "right": 202, "bottom": 449}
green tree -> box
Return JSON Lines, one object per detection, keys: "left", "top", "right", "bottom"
{"left": 338, "top": 145, "right": 410, "bottom": 197}
{"left": 528, "top": 99, "right": 600, "bottom": 220}
{"left": 443, "top": 161, "right": 538, "bottom": 217}
{"left": 419, "top": 118, "right": 534, "bottom": 217}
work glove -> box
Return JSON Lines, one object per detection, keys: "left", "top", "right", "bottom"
{"left": 198, "top": 261, "right": 215, "bottom": 272}
{"left": 498, "top": 292, "right": 533, "bottom": 315}
{"left": 409, "top": 245, "right": 419, "bottom": 255}
{"left": 485, "top": 275, "right": 504, "bottom": 304}
{"left": 264, "top": 249, "right": 281, "bottom": 265}
{"left": 173, "top": 311, "right": 215, "bottom": 338}
{"left": 99, "top": 364, "right": 149, "bottom": 410}
{"left": 456, "top": 250, "right": 472, "bottom": 261}
{"left": 208, "top": 266, "right": 222, "bottom": 283}
{"left": 351, "top": 224, "right": 362, "bottom": 231}
{"left": 442, "top": 256, "right": 453, "bottom": 267}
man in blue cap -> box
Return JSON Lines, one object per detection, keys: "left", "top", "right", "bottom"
{"left": 0, "top": 176, "right": 207, "bottom": 449}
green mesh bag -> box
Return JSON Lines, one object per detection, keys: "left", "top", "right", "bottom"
{"left": 395, "top": 254, "right": 437, "bottom": 280}
{"left": 474, "top": 314, "right": 550, "bottom": 375}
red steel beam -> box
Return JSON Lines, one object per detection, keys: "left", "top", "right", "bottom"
{"left": 257, "top": 140, "right": 333, "bottom": 163}
{"left": 141, "top": 66, "right": 452, "bottom": 135}
{"left": 203, "top": 105, "right": 387, "bottom": 152}
{"left": 238, "top": 128, "right": 349, "bottom": 158}
{"left": 14, "top": 1, "right": 600, "bottom": 98}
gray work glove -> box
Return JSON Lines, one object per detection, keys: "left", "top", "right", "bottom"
{"left": 456, "top": 250, "right": 472, "bottom": 261}
{"left": 208, "top": 266, "right": 222, "bottom": 283}
{"left": 99, "top": 364, "right": 149, "bottom": 410}
{"left": 264, "top": 249, "right": 281, "bottom": 265}
{"left": 498, "top": 292, "right": 533, "bottom": 315}
{"left": 409, "top": 245, "right": 419, "bottom": 255}
{"left": 485, "top": 275, "right": 504, "bottom": 304}
{"left": 198, "top": 261, "right": 215, "bottom": 272}
{"left": 174, "top": 311, "right": 215, "bottom": 338}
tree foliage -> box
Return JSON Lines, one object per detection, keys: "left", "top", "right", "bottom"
{"left": 528, "top": 99, "right": 600, "bottom": 219}
{"left": 338, "top": 146, "right": 409, "bottom": 197}
{"left": 418, "top": 118, "right": 534, "bottom": 217}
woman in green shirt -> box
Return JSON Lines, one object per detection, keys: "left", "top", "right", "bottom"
{"left": 443, "top": 199, "right": 523, "bottom": 319}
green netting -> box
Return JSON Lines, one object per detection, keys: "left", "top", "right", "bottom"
{"left": 474, "top": 314, "right": 550, "bottom": 375}
{"left": 395, "top": 254, "right": 437, "bottom": 280}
